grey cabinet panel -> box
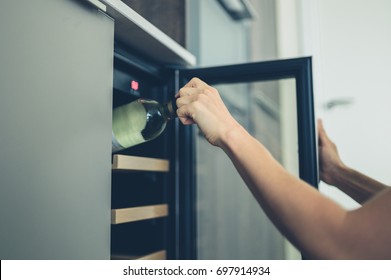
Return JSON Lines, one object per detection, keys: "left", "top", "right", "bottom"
{"left": 0, "top": 0, "right": 114, "bottom": 259}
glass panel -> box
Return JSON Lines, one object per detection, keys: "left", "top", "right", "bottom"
{"left": 196, "top": 78, "right": 299, "bottom": 260}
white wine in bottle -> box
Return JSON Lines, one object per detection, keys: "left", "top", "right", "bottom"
{"left": 112, "top": 98, "right": 177, "bottom": 152}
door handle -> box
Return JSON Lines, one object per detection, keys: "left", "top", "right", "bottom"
{"left": 324, "top": 98, "right": 354, "bottom": 110}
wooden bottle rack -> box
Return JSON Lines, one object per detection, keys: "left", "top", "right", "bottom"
{"left": 112, "top": 154, "right": 169, "bottom": 172}
{"left": 111, "top": 250, "right": 167, "bottom": 260}
{"left": 111, "top": 204, "right": 168, "bottom": 224}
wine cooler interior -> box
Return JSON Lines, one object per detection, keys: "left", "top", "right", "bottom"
{"left": 111, "top": 46, "right": 176, "bottom": 260}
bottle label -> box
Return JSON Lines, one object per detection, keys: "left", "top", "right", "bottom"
{"left": 112, "top": 101, "right": 147, "bottom": 151}
{"left": 112, "top": 131, "right": 125, "bottom": 153}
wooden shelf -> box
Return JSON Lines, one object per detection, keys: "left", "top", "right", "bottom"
{"left": 112, "top": 250, "right": 167, "bottom": 260}
{"left": 112, "top": 204, "right": 168, "bottom": 224}
{"left": 112, "top": 154, "right": 169, "bottom": 172}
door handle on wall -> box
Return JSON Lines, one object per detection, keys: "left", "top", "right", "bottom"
{"left": 324, "top": 98, "right": 354, "bottom": 110}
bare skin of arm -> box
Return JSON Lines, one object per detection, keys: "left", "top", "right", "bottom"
{"left": 175, "top": 78, "right": 391, "bottom": 259}
{"left": 318, "top": 120, "right": 388, "bottom": 204}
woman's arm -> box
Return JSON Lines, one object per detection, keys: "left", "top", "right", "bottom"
{"left": 318, "top": 120, "right": 388, "bottom": 204}
{"left": 176, "top": 78, "right": 391, "bottom": 259}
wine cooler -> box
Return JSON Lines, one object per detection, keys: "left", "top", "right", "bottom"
{"left": 104, "top": 0, "right": 318, "bottom": 260}
{"left": 110, "top": 48, "right": 318, "bottom": 260}
{"left": 110, "top": 42, "right": 192, "bottom": 259}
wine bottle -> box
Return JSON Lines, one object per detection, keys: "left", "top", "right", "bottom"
{"left": 112, "top": 98, "right": 177, "bottom": 152}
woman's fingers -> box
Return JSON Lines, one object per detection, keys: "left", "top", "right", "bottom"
{"left": 184, "top": 77, "right": 209, "bottom": 88}
{"left": 175, "top": 77, "right": 210, "bottom": 98}
{"left": 177, "top": 87, "right": 200, "bottom": 98}
{"left": 173, "top": 77, "right": 241, "bottom": 147}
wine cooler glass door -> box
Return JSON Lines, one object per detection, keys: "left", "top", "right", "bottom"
{"left": 176, "top": 57, "right": 317, "bottom": 260}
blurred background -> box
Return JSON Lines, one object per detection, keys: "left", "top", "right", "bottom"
{"left": 182, "top": 0, "right": 391, "bottom": 259}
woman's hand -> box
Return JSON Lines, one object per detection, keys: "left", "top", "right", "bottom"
{"left": 318, "top": 119, "right": 346, "bottom": 185}
{"left": 175, "top": 77, "right": 241, "bottom": 147}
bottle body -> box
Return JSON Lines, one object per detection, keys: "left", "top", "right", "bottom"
{"left": 112, "top": 99, "right": 176, "bottom": 152}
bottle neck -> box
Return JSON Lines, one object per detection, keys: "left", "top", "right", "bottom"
{"left": 161, "top": 98, "right": 178, "bottom": 121}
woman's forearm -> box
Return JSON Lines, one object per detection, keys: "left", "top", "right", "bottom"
{"left": 220, "top": 126, "right": 348, "bottom": 259}
{"left": 331, "top": 165, "right": 388, "bottom": 204}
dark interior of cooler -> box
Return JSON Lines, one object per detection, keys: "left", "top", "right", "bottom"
{"left": 110, "top": 44, "right": 176, "bottom": 259}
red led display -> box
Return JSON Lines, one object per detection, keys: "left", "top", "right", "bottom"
{"left": 131, "top": 80, "right": 139, "bottom": 91}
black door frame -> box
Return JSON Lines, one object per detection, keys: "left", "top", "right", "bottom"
{"left": 175, "top": 57, "right": 318, "bottom": 259}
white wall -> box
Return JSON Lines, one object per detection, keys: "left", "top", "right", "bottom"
{"left": 297, "top": 0, "right": 391, "bottom": 207}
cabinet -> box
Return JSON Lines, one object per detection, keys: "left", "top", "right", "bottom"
{"left": 0, "top": 0, "right": 114, "bottom": 259}
{"left": 0, "top": 0, "right": 194, "bottom": 259}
